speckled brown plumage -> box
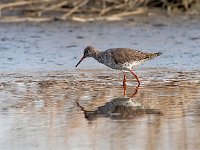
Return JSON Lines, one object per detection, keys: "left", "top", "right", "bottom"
{"left": 99, "top": 48, "right": 162, "bottom": 65}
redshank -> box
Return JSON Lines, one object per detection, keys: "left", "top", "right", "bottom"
{"left": 75, "top": 46, "right": 162, "bottom": 87}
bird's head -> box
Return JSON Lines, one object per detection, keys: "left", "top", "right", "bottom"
{"left": 75, "top": 46, "right": 97, "bottom": 67}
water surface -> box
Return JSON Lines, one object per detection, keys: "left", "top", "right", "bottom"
{"left": 0, "top": 15, "right": 200, "bottom": 150}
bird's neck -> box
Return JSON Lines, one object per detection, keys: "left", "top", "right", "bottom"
{"left": 92, "top": 50, "right": 101, "bottom": 60}
{"left": 93, "top": 51, "right": 105, "bottom": 64}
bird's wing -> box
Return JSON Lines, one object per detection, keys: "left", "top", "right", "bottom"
{"left": 107, "top": 48, "right": 149, "bottom": 64}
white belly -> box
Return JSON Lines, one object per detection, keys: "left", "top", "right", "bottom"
{"left": 122, "top": 60, "right": 145, "bottom": 70}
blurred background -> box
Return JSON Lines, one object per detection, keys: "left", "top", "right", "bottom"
{"left": 0, "top": 0, "right": 199, "bottom": 22}
{"left": 0, "top": 1, "right": 200, "bottom": 150}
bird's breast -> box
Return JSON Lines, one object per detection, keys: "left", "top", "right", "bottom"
{"left": 95, "top": 55, "right": 122, "bottom": 70}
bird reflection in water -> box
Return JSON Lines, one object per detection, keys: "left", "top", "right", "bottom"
{"left": 76, "top": 85, "right": 163, "bottom": 121}
{"left": 123, "top": 80, "right": 139, "bottom": 97}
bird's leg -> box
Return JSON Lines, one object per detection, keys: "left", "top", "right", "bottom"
{"left": 123, "top": 72, "right": 126, "bottom": 86}
{"left": 131, "top": 84, "right": 139, "bottom": 98}
{"left": 123, "top": 86, "right": 126, "bottom": 96}
{"left": 129, "top": 70, "right": 140, "bottom": 86}
{"left": 123, "top": 72, "right": 126, "bottom": 96}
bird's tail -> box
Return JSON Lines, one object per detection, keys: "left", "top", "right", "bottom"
{"left": 145, "top": 52, "right": 163, "bottom": 60}
{"left": 153, "top": 52, "right": 162, "bottom": 57}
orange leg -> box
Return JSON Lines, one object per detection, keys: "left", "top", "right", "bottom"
{"left": 123, "top": 72, "right": 126, "bottom": 96}
{"left": 129, "top": 70, "right": 140, "bottom": 86}
{"left": 123, "top": 73, "right": 126, "bottom": 86}
{"left": 131, "top": 84, "right": 139, "bottom": 98}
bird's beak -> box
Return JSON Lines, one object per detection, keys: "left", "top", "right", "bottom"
{"left": 75, "top": 56, "right": 85, "bottom": 67}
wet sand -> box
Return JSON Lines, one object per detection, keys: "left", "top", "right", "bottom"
{"left": 0, "top": 15, "right": 200, "bottom": 150}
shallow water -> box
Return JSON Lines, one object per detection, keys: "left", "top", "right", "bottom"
{"left": 0, "top": 15, "right": 200, "bottom": 150}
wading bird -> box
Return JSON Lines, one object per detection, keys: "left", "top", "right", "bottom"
{"left": 75, "top": 46, "right": 162, "bottom": 88}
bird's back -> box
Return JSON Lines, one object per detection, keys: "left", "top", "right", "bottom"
{"left": 105, "top": 48, "right": 161, "bottom": 65}
{"left": 94, "top": 48, "right": 162, "bottom": 70}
